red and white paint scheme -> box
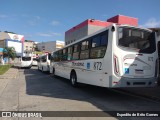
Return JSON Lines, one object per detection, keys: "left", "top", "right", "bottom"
{"left": 8, "top": 33, "right": 25, "bottom": 43}
{"left": 65, "top": 15, "right": 138, "bottom": 45}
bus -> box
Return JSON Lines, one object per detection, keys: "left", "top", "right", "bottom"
{"left": 50, "top": 24, "right": 158, "bottom": 88}
{"left": 38, "top": 53, "right": 51, "bottom": 72}
{"left": 32, "top": 57, "right": 38, "bottom": 66}
{"left": 14, "top": 56, "right": 32, "bottom": 68}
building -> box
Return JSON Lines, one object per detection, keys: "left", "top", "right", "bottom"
{"left": 23, "top": 40, "right": 34, "bottom": 54}
{"left": 37, "top": 40, "right": 64, "bottom": 52}
{"left": 0, "top": 32, "right": 24, "bottom": 56}
{"left": 0, "top": 48, "right": 3, "bottom": 64}
{"left": 65, "top": 15, "right": 138, "bottom": 45}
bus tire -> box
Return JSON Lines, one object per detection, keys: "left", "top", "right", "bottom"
{"left": 70, "top": 72, "right": 78, "bottom": 87}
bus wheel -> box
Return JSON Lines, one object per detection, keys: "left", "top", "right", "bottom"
{"left": 70, "top": 72, "right": 78, "bottom": 87}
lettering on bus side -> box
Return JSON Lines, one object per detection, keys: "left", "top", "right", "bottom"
{"left": 93, "top": 62, "right": 102, "bottom": 70}
{"left": 72, "top": 62, "right": 84, "bottom": 67}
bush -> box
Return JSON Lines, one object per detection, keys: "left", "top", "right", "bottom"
{"left": 0, "top": 65, "right": 12, "bottom": 75}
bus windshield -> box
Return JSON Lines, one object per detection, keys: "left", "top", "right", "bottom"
{"left": 22, "top": 57, "right": 31, "bottom": 61}
{"left": 118, "top": 27, "right": 156, "bottom": 53}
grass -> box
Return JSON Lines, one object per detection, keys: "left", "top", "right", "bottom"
{"left": 0, "top": 64, "right": 12, "bottom": 75}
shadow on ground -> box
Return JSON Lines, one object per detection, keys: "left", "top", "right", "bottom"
{"left": 23, "top": 68, "right": 160, "bottom": 119}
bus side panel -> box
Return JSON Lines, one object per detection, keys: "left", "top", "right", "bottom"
{"left": 75, "top": 59, "right": 104, "bottom": 86}
{"left": 101, "top": 28, "right": 113, "bottom": 88}
{"left": 76, "top": 28, "right": 113, "bottom": 87}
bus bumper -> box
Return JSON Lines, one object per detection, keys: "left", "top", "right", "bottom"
{"left": 110, "top": 76, "right": 158, "bottom": 88}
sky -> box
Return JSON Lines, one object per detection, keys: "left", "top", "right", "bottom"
{"left": 0, "top": 0, "right": 160, "bottom": 42}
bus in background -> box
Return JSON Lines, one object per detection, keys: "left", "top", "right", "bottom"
{"left": 14, "top": 56, "right": 32, "bottom": 68}
{"left": 32, "top": 54, "right": 39, "bottom": 66}
{"left": 32, "top": 58, "right": 38, "bottom": 66}
{"left": 50, "top": 24, "right": 158, "bottom": 88}
{"left": 38, "top": 53, "right": 51, "bottom": 72}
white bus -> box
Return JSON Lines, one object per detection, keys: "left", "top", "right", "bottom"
{"left": 38, "top": 53, "right": 51, "bottom": 72}
{"left": 50, "top": 24, "right": 158, "bottom": 88}
{"left": 14, "top": 56, "right": 32, "bottom": 68}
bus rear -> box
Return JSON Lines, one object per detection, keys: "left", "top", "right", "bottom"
{"left": 111, "top": 25, "right": 158, "bottom": 87}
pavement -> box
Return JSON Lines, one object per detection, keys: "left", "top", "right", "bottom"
{"left": 0, "top": 67, "right": 18, "bottom": 79}
{"left": 0, "top": 67, "right": 160, "bottom": 119}
{"left": 0, "top": 67, "right": 160, "bottom": 101}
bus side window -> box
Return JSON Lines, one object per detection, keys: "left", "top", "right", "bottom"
{"left": 80, "top": 40, "right": 89, "bottom": 59}
{"left": 53, "top": 52, "right": 59, "bottom": 62}
{"left": 62, "top": 48, "right": 67, "bottom": 61}
{"left": 73, "top": 44, "right": 80, "bottom": 60}
{"left": 59, "top": 50, "right": 63, "bottom": 61}
{"left": 92, "top": 36, "right": 100, "bottom": 47}
{"left": 67, "top": 46, "right": 73, "bottom": 60}
{"left": 50, "top": 53, "right": 54, "bottom": 61}
{"left": 90, "top": 30, "right": 108, "bottom": 59}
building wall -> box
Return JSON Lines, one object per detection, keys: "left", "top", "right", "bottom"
{"left": 65, "top": 15, "right": 138, "bottom": 45}
{"left": 65, "top": 25, "right": 88, "bottom": 45}
{"left": 0, "top": 32, "right": 10, "bottom": 40}
{"left": 0, "top": 32, "right": 24, "bottom": 42}
{"left": 43, "top": 41, "right": 56, "bottom": 52}
{"left": 37, "top": 41, "right": 56, "bottom": 52}
{"left": 37, "top": 41, "right": 64, "bottom": 52}
{"left": 0, "top": 40, "right": 5, "bottom": 48}
{"left": 65, "top": 19, "right": 112, "bottom": 45}
{"left": 24, "top": 41, "right": 34, "bottom": 52}
{"left": 65, "top": 24, "right": 107, "bottom": 45}
{"left": 0, "top": 32, "right": 24, "bottom": 56}
{"left": 87, "top": 25, "right": 106, "bottom": 35}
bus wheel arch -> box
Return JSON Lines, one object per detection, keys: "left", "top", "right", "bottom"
{"left": 70, "top": 69, "right": 78, "bottom": 87}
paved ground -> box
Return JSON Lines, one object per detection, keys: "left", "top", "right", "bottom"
{"left": 117, "top": 86, "right": 160, "bottom": 101}
{"left": 0, "top": 67, "right": 18, "bottom": 79}
{"left": 0, "top": 67, "right": 160, "bottom": 120}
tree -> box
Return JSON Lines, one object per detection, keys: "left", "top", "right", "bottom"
{"left": 3, "top": 47, "right": 16, "bottom": 63}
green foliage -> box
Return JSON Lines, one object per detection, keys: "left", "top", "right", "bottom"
{"left": 3, "top": 47, "right": 16, "bottom": 60}
{"left": 0, "top": 65, "right": 12, "bottom": 75}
